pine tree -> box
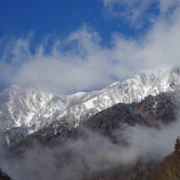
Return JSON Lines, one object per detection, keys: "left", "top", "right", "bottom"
{"left": 174, "top": 136, "right": 180, "bottom": 152}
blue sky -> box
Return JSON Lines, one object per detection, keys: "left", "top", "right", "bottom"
{"left": 0, "top": 0, "right": 102, "bottom": 38}
{"left": 0, "top": 0, "right": 152, "bottom": 45}
{"left": 0, "top": 0, "right": 180, "bottom": 94}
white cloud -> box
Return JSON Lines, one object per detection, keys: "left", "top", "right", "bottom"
{"left": 1, "top": 116, "right": 180, "bottom": 180}
{"left": 1, "top": 8, "right": 180, "bottom": 94}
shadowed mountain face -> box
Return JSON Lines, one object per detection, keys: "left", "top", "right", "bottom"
{"left": 84, "top": 92, "right": 177, "bottom": 136}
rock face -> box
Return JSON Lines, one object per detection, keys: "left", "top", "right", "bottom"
{"left": 0, "top": 68, "right": 180, "bottom": 136}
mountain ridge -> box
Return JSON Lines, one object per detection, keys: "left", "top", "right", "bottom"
{"left": 1, "top": 68, "right": 180, "bottom": 135}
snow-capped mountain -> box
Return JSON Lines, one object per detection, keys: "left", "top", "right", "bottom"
{"left": 1, "top": 68, "right": 180, "bottom": 134}
{"left": 58, "top": 68, "right": 180, "bottom": 126}
{"left": 0, "top": 85, "right": 69, "bottom": 132}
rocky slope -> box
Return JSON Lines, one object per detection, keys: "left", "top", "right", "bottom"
{"left": 148, "top": 150, "right": 180, "bottom": 179}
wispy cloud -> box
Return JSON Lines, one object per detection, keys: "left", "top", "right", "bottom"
{"left": 102, "top": 0, "right": 180, "bottom": 27}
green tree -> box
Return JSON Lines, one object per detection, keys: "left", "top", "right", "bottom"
{"left": 174, "top": 136, "right": 180, "bottom": 152}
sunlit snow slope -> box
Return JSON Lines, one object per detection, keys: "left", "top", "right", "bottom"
{"left": 0, "top": 68, "right": 180, "bottom": 134}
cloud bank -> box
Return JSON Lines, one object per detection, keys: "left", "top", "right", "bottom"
{"left": 0, "top": 117, "right": 179, "bottom": 180}
{"left": 0, "top": 1, "right": 180, "bottom": 94}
